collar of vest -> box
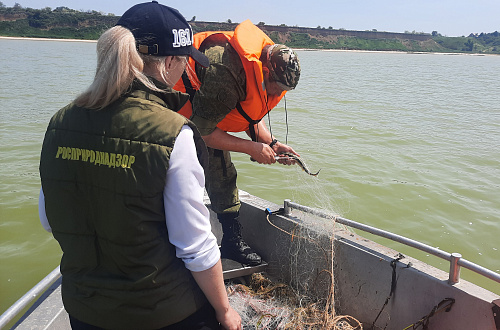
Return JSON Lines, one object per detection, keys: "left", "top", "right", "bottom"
{"left": 127, "top": 79, "right": 190, "bottom": 112}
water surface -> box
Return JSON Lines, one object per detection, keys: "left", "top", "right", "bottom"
{"left": 1, "top": 39, "right": 499, "bottom": 316}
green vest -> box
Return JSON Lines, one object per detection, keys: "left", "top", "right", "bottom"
{"left": 40, "top": 83, "right": 209, "bottom": 329}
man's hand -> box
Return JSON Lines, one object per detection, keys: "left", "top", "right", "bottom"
{"left": 249, "top": 142, "right": 276, "bottom": 164}
{"left": 273, "top": 142, "right": 300, "bottom": 165}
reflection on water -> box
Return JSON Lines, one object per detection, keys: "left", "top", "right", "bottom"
{"left": 1, "top": 39, "right": 499, "bottom": 314}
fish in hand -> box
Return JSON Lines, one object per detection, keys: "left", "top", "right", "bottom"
{"left": 275, "top": 152, "right": 321, "bottom": 176}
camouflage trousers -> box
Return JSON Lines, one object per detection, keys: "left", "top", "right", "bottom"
{"left": 205, "top": 147, "right": 241, "bottom": 215}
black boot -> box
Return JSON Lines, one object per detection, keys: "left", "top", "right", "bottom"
{"left": 218, "top": 213, "right": 262, "bottom": 266}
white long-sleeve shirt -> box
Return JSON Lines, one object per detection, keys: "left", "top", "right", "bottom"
{"left": 39, "top": 125, "right": 220, "bottom": 272}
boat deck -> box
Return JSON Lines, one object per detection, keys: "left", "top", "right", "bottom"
{"left": 11, "top": 259, "right": 267, "bottom": 329}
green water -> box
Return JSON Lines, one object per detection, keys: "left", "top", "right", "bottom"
{"left": 1, "top": 39, "right": 499, "bottom": 316}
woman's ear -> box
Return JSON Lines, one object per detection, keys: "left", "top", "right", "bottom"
{"left": 164, "top": 56, "right": 174, "bottom": 71}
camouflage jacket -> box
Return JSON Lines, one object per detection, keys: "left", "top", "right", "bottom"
{"left": 191, "top": 34, "right": 247, "bottom": 136}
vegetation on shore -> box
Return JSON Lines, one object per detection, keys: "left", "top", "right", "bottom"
{"left": 1, "top": 3, "right": 499, "bottom": 54}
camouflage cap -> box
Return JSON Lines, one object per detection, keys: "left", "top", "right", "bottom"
{"left": 266, "top": 44, "right": 301, "bottom": 90}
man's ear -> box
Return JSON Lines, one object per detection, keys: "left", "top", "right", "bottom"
{"left": 262, "top": 65, "right": 270, "bottom": 79}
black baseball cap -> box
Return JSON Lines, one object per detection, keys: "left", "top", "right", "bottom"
{"left": 116, "top": 1, "right": 209, "bottom": 67}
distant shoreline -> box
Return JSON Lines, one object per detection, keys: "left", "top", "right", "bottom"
{"left": 294, "top": 48, "right": 495, "bottom": 56}
{"left": 2, "top": 36, "right": 496, "bottom": 56}
{"left": 0, "top": 36, "right": 97, "bottom": 43}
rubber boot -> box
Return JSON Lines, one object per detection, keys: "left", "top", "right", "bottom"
{"left": 218, "top": 213, "right": 262, "bottom": 266}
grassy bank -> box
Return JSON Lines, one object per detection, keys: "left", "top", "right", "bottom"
{"left": 1, "top": 5, "right": 499, "bottom": 54}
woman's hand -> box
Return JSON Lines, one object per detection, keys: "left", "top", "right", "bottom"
{"left": 217, "top": 306, "right": 242, "bottom": 330}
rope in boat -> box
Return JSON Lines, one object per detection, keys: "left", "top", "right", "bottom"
{"left": 402, "top": 298, "right": 455, "bottom": 330}
{"left": 371, "top": 253, "right": 409, "bottom": 329}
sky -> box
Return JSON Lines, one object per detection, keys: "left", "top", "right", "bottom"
{"left": 2, "top": 0, "right": 499, "bottom": 37}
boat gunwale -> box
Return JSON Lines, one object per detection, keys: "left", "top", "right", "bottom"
{"left": 283, "top": 199, "right": 500, "bottom": 285}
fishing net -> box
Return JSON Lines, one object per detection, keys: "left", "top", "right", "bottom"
{"left": 226, "top": 272, "right": 362, "bottom": 329}
{"left": 225, "top": 201, "right": 362, "bottom": 329}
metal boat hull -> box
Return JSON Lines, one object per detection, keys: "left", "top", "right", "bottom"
{"left": 5, "top": 190, "right": 499, "bottom": 329}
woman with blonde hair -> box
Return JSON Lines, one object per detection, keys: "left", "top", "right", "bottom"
{"left": 39, "top": 1, "right": 241, "bottom": 329}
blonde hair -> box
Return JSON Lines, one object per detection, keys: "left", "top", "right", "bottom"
{"left": 74, "top": 26, "right": 168, "bottom": 109}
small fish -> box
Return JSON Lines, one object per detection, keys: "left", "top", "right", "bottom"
{"left": 275, "top": 152, "right": 321, "bottom": 176}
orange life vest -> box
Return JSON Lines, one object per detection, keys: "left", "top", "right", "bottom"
{"left": 173, "top": 20, "right": 286, "bottom": 134}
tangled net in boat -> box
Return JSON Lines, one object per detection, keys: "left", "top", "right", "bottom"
{"left": 225, "top": 177, "right": 362, "bottom": 328}
{"left": 226, "top": 273, "right": 362, "bottom": 329}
